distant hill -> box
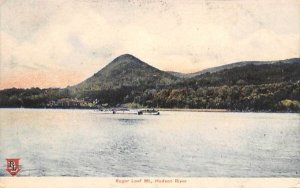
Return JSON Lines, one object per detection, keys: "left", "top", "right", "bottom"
{"left": 182, "top": 58, "right": 300, "bottom": 87}
{"left": 166, "top": 71, "right": 186, "bottom": 78}
{"left": 171, "top": 58, "right": 300, "bottom": 78}
{"left": 71, "top": 54, "right": 177, "bottom": 92}
{"left": 0, "top": 55, "right": 299, "bottom": 111}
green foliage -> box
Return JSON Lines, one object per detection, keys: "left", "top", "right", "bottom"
{"left": 279, "top": 99, "right": 300, "bottom": 111}
{"left": 123, "top": 103, "right": 144, "bottom": 109}
{"left": 70, "top": 54, "right": 178, "bottom": 92}
{"left": 0, "top": 56, "right": 299, "bottom": 112}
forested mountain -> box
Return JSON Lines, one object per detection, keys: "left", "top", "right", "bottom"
{"left": 185, "top": 58, "right": 300, "bottom": 78}
{"left": 180, "top": 60, "right": 300, "bottom": 87}
{"left": 71, "top": 54, "right": 177, "bottom": 92}
{"left": 168, "top": 58, "right": 300, "bottom": 78}
{"left": 0, "top": 55, "right": 299, "bottom": 112}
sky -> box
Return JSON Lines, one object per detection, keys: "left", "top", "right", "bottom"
{"left": 0, "top": 0, "right": 299, "bottom": 89}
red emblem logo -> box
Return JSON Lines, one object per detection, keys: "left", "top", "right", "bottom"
{"left": 6, "top": 158, "right": 21, "bottom": 176}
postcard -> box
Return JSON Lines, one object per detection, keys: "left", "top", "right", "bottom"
{"left": 0, "top": 0, "right": 299, "bottom": 187}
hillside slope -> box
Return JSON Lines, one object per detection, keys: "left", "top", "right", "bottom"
{"left": 170, "top": 58, "right": 300, "bottom": 78}
{"left": 0, "top": 55, "right": 299, "bottom": 111}
{"left": 182, "top": 59, "right": 300, "bottom": 87}
{"left": 71, "top": 54, "right": 177, "bottom": 92}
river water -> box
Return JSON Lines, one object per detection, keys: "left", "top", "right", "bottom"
{"left": 0, "top": 109, "right": 299, "bottom": 177}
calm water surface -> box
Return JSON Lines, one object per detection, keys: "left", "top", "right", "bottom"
{"left": 0, "top": 109, "right": 299, "bottom": 177}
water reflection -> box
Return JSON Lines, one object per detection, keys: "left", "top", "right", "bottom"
{"left": 117, "top": 118, "right": 144, "bottom": 126}
{"left": 0, "top": 109, "right": 299, "bottom": 177}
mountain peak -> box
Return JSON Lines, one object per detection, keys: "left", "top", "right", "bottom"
{"left": 111, "top": 54, "right": 141, "bottom": 65}
{"left": 72, "top": 54, "right": 177, "bottom": 91}
{"left": 116, "top": 54, "right": 136, "bottom": 59}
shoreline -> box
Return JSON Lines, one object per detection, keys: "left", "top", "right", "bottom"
{"left": 157, "top": 108, "right": 228, "bottom": 112}
{"left": 0, "top": 107, "right": 299, "bottom": 113}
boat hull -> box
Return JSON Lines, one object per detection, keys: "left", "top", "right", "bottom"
{"left": 95, "top": 109, "right": 160, "bottom": 115}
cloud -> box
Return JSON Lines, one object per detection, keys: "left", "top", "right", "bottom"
{"left": 0, "top": 0, "right": 299, "bottom": 89}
